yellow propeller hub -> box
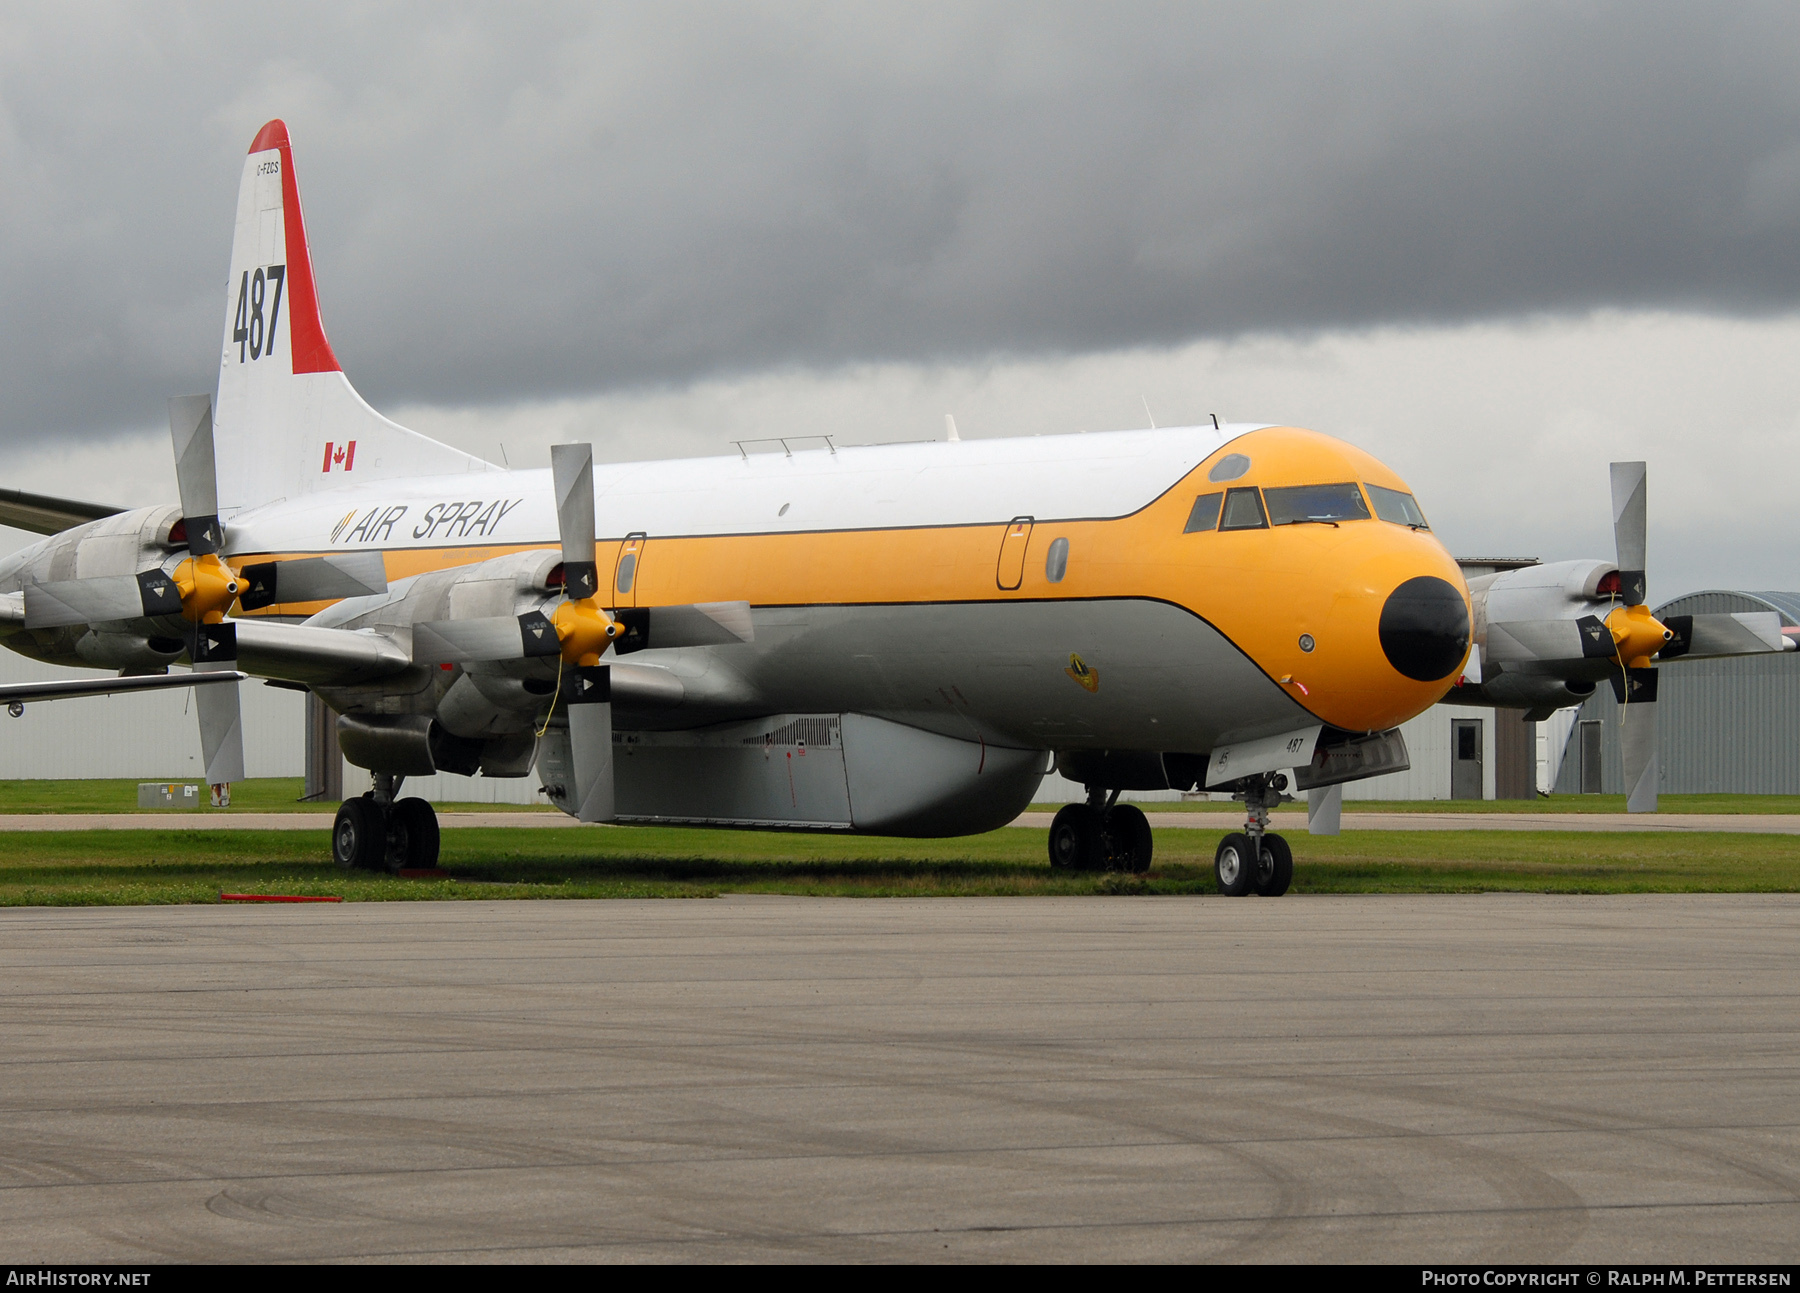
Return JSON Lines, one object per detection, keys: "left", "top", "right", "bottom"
{"left": 1605, "top": 603, "right": 1673, "bottom": 669}
{"left": 172, "top": 554, "right": 243, "bottom": 624}
{"left": 551, "top": 598, "right": 623, "bottom": 666}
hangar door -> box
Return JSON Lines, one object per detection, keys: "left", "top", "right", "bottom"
{"left": 1451, "top": 718, "right": 1483, "bottom": 800}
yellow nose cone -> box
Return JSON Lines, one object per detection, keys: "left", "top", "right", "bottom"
{"left": 551, "top": 598, "right": 621, "bottom": 666}
{"left": 174, "top": 553, "right": 243, "bottom": 624}
{"left": 1605, "top": 603, "right": 1672, "bottom": 669}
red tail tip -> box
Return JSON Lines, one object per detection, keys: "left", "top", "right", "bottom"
{"left": 249, "top": 119, "right": 290, "bottom": 154}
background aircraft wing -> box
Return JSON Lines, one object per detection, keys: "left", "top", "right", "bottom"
{"left": 0, "top": 487, "right": 124, "bottom": 536}
{"left": 0, "top": 671, "right": 246, "bottom": 704}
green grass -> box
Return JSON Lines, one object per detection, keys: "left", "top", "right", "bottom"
{"left": 6, "top": 780, "right": 1792, "bottom": 818}
{"left": 0, "top": 777, "right": 557, "bottom": 814}
{"left": 0, "top": 822, "right": 1795, "bottom": 905}
{"left": 1033, "top": 793, "right": 1800, "bottom": 815}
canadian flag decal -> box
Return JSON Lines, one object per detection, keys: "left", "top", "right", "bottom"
{"left": 322, "top": 440, "right": 357, "bottom": 472}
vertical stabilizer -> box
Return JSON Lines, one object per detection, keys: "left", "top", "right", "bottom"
{"left": 213, "top": 120, "right": 494, "bottom": 517}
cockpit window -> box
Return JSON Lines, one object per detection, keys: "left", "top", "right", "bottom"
{"left": 1263, "top": 483, "right": 1371, "bottom": 526}
{"left": 1366, "top": 483, "right": 1430, "bottom": 529}
{"left": 1183, "top": 492, "right": 1223, "bottom": 533}
{"left": 1219, "top": 487, "right": 1268, "bottom": 530}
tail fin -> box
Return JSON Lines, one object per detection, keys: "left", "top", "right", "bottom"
{"left": 213, "top": 120, "right": 494, "bottom": 517}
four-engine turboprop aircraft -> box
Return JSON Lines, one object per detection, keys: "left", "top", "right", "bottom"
{"left": 0, "top": 120, "right": 1787, "bottom": 892}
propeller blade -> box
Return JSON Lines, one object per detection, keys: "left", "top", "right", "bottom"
{"left": 1306, "top": 783, "right": 1342, "bottom": 836}
{"left": 194, "top": 663, "right": 246, "bottom": 785}
{"left": 566, "top": 665, "right": 615, "bottom": 822}
{"left": 183, "top": 620, "right": 245, "bottom": 788}
{"left": 168, "top": 395, "right": 224, "bottom": 555}
{"left": 23, "top": 570, "right": 183, "bottom": 629}
{"left": 1485, "top": 615, "right": 1614, "bottom": 665}
{"left": 550, "top": 442, "right": 599, "bottom": 600}
{"left": 1609, "top": 460, "right": 1647, "bottom": 606}
{"left": 412, "top": 612, "right": 561, "bottom": 663}
{"left": 1659, "top": 611, "right": 1789, "bottom": 660}
{"left": 608, "top": 601, "right": 755, "bottom": 656}
{"left": 1611, "top": 666, "right": 1658, "bottom": 813}
{"left": 236, "top": 551, "right": 389, "bottom": 611}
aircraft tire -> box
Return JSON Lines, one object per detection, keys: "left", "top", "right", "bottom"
{"left": 386, "top": 798, "right": 441, "bottom": 873}
{"left": 1214, "top": 833, "right": 1257, "bottom": 896}
{"left": 1049, "top": 804, "right": 1104, "bottom": 871}
{"left": 1106, "top": 804, "right": 1153, "bottom": 873}
{"left": 333, "top": 797, "right": 387, "bottom": 871}
{"left": 1255, "top": 833, "right": 1294, "bottom": 897}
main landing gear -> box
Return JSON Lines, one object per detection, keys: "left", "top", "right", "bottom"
{"left": 1048, "top": 789, "right": 1153, "bottom": 874}
{"left": 332, "top": 773, "right": 441, "bottom": 873}
{"left": 1212, "top": 773, "right": 1293, "bottom": 897}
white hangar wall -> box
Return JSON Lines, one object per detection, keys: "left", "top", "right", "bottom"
{"left": 0, "top": 649, "right": 304, "bottom": 780}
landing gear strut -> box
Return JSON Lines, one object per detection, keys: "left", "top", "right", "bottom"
{"left": 1048, "top": 788, "right": 1154, "bottom": 874}
{"left": 332, "top": 774, "right": 441, "bottom": 873}
{"left": 1213, "top": 773, "right": 1294, "bottom": 897}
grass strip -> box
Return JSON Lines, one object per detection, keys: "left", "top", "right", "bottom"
{"left": 0, "top": 824, "right": 1794, "bottom": 905}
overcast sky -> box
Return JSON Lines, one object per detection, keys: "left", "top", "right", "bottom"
{"left": 4, "top": 2, "right": 1800, "bottom": 598}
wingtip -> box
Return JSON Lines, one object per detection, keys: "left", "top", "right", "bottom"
{"left": 248, "top": 119, "right": 289, "bottom": 154}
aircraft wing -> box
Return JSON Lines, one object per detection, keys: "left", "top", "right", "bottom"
{"left": 0, "top": 670, "right": 246, "bottom": 703}
{"left": 233, "top": 620, "right": 413, "bottom": 688}
{"left": 0, "top": 487, "right": 124, "bottom": 536}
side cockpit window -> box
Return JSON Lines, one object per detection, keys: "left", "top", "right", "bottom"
{"left": 1219, "top": 487, "right": 1268, "bottom": 530}
{"left": 1183, "top": 493, "right": 1223, "bottom": 533}
{"left": 1367, "top": 483, "right": 1430, "bottom": 529}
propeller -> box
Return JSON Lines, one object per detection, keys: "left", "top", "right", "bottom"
{"left": 21, "top": 393, "right": 393, "bottom": 798}
{"left": 411, "top": 442, "right": 756, "bottom": 824}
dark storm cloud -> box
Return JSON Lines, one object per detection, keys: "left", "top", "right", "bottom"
{"left": 4, "top": 1, "right": 1800, "bottom": 442}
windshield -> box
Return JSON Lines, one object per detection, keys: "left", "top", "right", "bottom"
{"left": 1367, "top": 483, "right": 1430, "bottom": 529}
{"left": 1262, "top": 483, "right": 1371, "bottom": 526}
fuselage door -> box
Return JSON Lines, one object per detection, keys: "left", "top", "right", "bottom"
{"left": 613, "top": 532, "right": 647, "bottom": 609}
{"left": 996, "top": 516, "right": 1034, "bottom": 590}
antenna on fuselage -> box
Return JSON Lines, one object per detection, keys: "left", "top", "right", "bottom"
{"left": 1211, "top": 413, "right": 1220, "bottom": 430}
{"left": 944, "top": 414, "right": 960, "bottom": 442}
{"left": 1141, "top": 397, "right": 1157, "bottom": 430}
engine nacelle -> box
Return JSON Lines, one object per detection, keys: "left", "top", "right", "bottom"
{"left": 1468, "top": 558, "right": 1618, "bottom": 643}
{"left": 0, "top": 506, "right": 187, "bottom": 666}
{"left": 335, "top": 712, "right": 537, "bottom": 779}
{"left": 0, "top": 505, "right": 185, "bottom": 594}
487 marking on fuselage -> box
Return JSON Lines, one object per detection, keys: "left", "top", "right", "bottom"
{"left": 232, "top": 264, "right": 286, "bottom": 363}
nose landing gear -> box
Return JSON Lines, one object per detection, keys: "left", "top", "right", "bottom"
{"left": 1213, "top": 773, "right": 1294, "bottom": 896}
{"left": 1048, "top": 789, "right": 1153, "bottom": 873}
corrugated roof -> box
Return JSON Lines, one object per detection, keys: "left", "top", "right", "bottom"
{"left": 1655, "top": 590, "right": 1800, "bottom": 626}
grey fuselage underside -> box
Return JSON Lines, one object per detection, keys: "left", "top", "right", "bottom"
{"left": 615, "top": 597, "right": 1313, "bottom": 754}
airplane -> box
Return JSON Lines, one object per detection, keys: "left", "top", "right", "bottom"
{"left": 0, "top": 120, "right": 1787, "bottom": 892}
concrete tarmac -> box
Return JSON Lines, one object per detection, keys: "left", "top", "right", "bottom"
{"left": 1, "top": 895, "right": 1795, "bottom": 1264}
